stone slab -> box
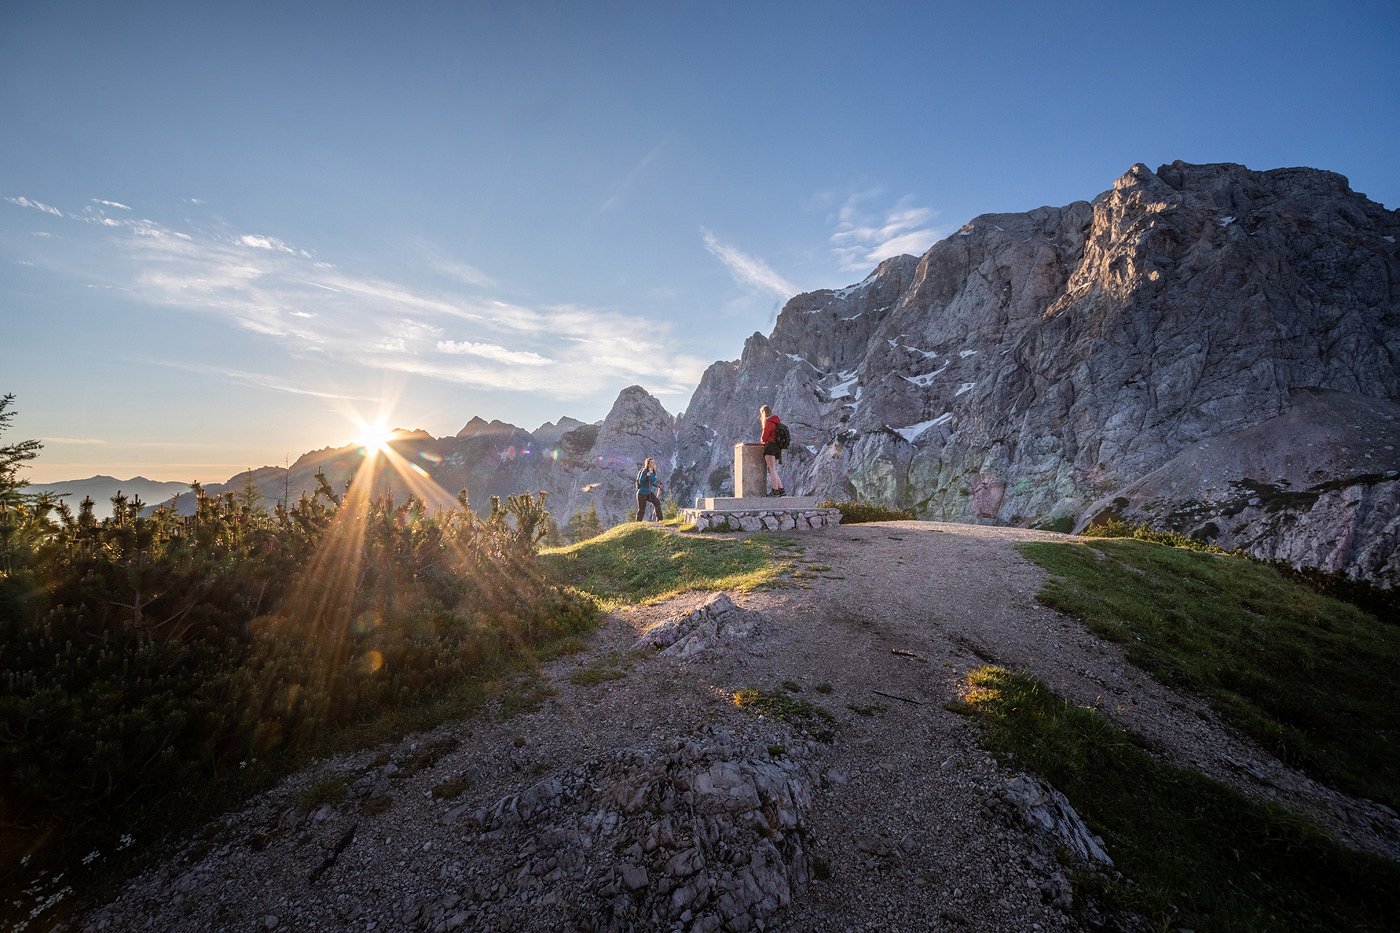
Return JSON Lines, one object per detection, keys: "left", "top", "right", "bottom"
{"left": 697, "top": 496, "right": 821, "bottom": 510}
{"left": 734, "top": 442, "right": 767, "bottom": 499}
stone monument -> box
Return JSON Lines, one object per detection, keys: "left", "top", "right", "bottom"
{"left": 734, "top": 442, "right": 767, "bottom": 498}
{"left": 681, "top": 440, "right": 840, "bottom": 532}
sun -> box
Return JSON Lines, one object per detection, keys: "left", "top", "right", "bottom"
{"left": 355, "top": 421, "right": 394, "bottom": 455}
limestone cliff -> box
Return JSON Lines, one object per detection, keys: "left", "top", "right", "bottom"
{"left": 675, "top": 161, "right": 1400, "bottom": 585}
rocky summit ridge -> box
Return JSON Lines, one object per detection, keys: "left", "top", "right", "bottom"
{"left": 670, "top": 160, "right": 1400, "bottom": 586}
{"left": 137, "top": 160, "right": 1398, "bottom": 585}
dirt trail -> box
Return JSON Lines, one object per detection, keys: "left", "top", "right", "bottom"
{"left": 83, "top": 522, "right": 1399, "bottom": 932}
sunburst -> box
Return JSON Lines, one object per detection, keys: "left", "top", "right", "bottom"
{"left": 355, "top": 421, "right": 394, "bottom": 456}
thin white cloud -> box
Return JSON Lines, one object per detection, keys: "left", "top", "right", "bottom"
{"left": 437, "top": 340, "right": 552, "bottom": 365}
{"left": 700, "top": 228, "right": 797, "bottom": 300}
{"left": 186, "top": 197, "right": 205, "bottom": 205}
{"left": 157, "top": 361, "right": 378, "bottom": 401}
{"left": 29, "top": 205, "right": 703, "bottom": 404}
{"left": 6, "top": 196, "right": 63, "bottom": 217}
{"left": 830, "top": 192, "right": 943, "bottom": 271}
{"left": 32, "top": 231, "right": 54, "bottom": 238}
{"left": 429, "top": 257, "right": 495, "bottom": 288}
{"left": 92, "top": 199, "right": 131, "bottom": 210}
{"left": 238, "top": 234, "right": 298, "bottom": 254}
{"left": 42, "top": 436, "right": 108, "bottom": 445}
{"left": 601, "top": 139, "right": 667, "bottom": 212}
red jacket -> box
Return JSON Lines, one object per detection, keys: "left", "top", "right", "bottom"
{"left": 761, "top": 415, "right": 781, "bottom": 444}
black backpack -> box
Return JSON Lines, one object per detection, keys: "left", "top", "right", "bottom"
{"left": 774, "top": 421, "right": 791, "bottom": 450}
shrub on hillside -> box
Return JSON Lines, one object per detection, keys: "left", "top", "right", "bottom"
{"left": 818, "top": 499, "right": 915, "bottom": 524}
{"left": 0, "top": 475, "right": 594, "bottom": 892}
{"left": 1079, "top": 517, "right": 1228, "bottom": 553}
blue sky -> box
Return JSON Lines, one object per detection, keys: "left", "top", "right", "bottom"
{"left": 4, "top": 0, "right": 1398, "bottom": 482}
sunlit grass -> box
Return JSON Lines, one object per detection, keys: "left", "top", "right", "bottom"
{"left": 539, "top": 522, "right": 788, "bottom": 610}
{"left": 1021, "top": 538, "right": 1400, "bottom": 809}
{"left": 954, "top": 666, "right": 1400, "bottom": 932}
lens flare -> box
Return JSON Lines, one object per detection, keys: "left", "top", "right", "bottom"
{"left": 356, "top": 421, "right": 394, "bottom": 455}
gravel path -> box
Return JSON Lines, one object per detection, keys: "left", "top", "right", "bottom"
{"left": 82, "top": 521, "right": 1399, "bottom": 932}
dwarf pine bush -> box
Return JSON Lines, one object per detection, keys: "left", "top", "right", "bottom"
{"left": 0, "top": 474, "right": 594, "bottom": 888}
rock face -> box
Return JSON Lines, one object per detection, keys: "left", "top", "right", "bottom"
{"left": 635, "top": 593, "right": 768, "bottom": 660}
{"left": 673, "top": 161, "right": 1400, "bottom": 585}
{"left": 1084, "top": 388, "right": 1400, "bottom": 583}
{"left": 138, "top": 161, "right": 1399, "bottom": 581}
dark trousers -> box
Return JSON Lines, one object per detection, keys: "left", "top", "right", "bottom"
{"left": 636, "top": 492, "right": 662, "bottom": 521}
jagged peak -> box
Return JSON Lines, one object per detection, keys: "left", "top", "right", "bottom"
{"left": 456, "top": 416, "right": 521, "bottom": 438}
{"left": 604, "top": 384, "right": 673, "bottom": 421}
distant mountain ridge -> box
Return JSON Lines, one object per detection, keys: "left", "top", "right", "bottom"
{"left": 21, "top": 475, "right": 191, "bottom": 519}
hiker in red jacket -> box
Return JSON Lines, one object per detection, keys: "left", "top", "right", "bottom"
{"left": 759, "top": 405, "right": 786, "bottom": 497}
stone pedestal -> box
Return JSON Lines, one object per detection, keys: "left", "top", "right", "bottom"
{"left": 734, "top": 442, "right": 767, "bottom": 498}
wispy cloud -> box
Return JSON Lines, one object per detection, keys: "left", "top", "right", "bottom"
{"left": 42, "top": 436, "right": 108, "bottom": 445}
{"left": 32, "top": 231, "right": 54, "bottom": 238}
{"left": 437, "top": 340, "right": 552, "bottom": 365}
{"left": 830, "top": 191, "right": 943, "bottom": 271}
{"left": 429, "top": 257, "right": 495, "bottom": 288}
{"left": 238, "top": 233, "right": 308, "bottom": 257}
{"left": 700, "top": 228, "right": 797, "bottom": 300}
{"left": 157, "top": 361, "right": 379, "bottom": 401}
{"left": 601, "top": 139, "right": 667, "bottom": 212}
{"left": 25, "top": 209, "right": 711, "bottom": 402}
{"left": 6, "top": 196, "right": 63, "bottom": 217}
{"left": 92, "top": 198, "right": 131, "bottom": 210}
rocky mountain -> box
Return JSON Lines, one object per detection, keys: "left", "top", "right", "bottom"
{"left": 141, "top": 398, "right": 668, "bottom": 529}
{"left": 672, "top": 161, "right": 1400, "bottom": 586}
{"left": 125, "top": 160, "right": 1398, "bottom": 584}
{"left": 532, "top": 416, "right": 590, "bottom": 448}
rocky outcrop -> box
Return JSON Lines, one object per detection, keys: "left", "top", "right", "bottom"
{"left": 674, "top": 161, "right": 1400, "bottom": 585}
{"left": 635, "top": 593, "right": 768, "bottom": 660}
{"left": 1084, "top": 388, "right": 1400, "bottom": 582}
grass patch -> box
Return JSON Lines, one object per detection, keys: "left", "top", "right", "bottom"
{"left": 569, "top": 663, "right": 627, "bottom": 687}
{"left": 539, "top": 523, "right": 787, "bottom": 610}
{"left": 491, "top": 674, "right": 556, "bottom": 719}
{"left": 955, "top": 666, "right": 1400, "bottom": 932}
{"left": 732, "top": 687, "right": 835, "bottom": 739}
{"left": 818, "top": 499, "right": 915, "bottom": 523}
{"left": 1081, "top": 517, "right": 1233, "bottom": 553}
{"left": 1021, "top": 538, "right": 1400, "bottom": 809}
{"left": 299, "top": 774, "right": 348, "bottom": 810}
{"left": 431, "top": 775, "right": 472, "bottom": 800}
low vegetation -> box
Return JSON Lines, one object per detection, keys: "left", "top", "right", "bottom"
{"left": 539, "top": 522, "right": 786, "bottom": 609}
{"left": 1021, "top": 537, "right": 1400, "bottom": 809}
{"left": 1080, "top": 516, "right": 1232, "bottom": 552}
{"left": 0, "top": 397, "right": 597, "bottom": 925}
{"left": 955, "top": 666, "right": 1400, "bottom": 932}
{"left": 1083, "top": 518, "right": 1399, "bottom": 617}
{"left": 731, "top": 687, "right": 835, "bottom": 739}
{"left": 818, "top": 498, "right": 915, "bottom": 524}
